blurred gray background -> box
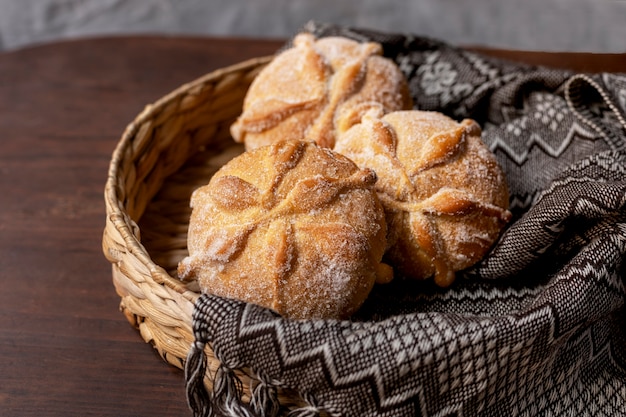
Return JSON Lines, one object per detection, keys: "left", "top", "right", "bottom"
{"left": 0, "top": 0, "right": 625, "bottom": 52}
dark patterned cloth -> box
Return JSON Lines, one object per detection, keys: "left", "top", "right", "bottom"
{"left": 185, "top": 22, "right": 626, "bottom": 417}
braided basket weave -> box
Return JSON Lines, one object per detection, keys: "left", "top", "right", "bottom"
{"left": 102, "top": 56, "right": 278, "bottom": 400}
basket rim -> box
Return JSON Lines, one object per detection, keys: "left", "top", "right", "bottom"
{"left": 103, "top": 55, "right": 273, "bottom": 300}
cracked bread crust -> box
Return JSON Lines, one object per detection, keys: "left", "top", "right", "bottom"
{"left": 178, "top": 140, "right": 392, "bottom": 319}
{"left": 230, "top": 33, "right": 413, "bottom": 151}
{"left": 334, "top": 109, "right": 512, "bottom": 286}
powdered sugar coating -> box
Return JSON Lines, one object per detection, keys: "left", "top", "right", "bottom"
{"left": 178, "top": 141, "right": 391, "bottom": 319}
{"left": 334, "top": 109, "right": 512, "bottom": 286}
{"left": 230, "top": 33, "right": 413, "bottom": 151}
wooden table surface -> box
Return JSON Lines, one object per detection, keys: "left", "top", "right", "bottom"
{"left": 0, "top": 35, "right": 624, "bottom": 417}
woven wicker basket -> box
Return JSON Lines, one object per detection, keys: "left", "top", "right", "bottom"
{"left": 102, "top": 56, "right": 277, "bottom": 400}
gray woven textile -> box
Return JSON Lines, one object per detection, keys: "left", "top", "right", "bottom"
{"left": 185, "top": 23, "right": 626, "bottom": 417}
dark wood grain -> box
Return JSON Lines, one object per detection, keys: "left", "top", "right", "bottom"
{"left": 0, "top": 35, "right": 282, "bottom": 417}
{"left": 468, "top": 46, "right": 626, "bottom": 74}
{"left": 0, "top": 35, "right": 623, "bottom": 417}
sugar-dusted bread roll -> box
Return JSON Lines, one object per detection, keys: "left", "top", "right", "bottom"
{"left": 334, "top": 109, "right": 512, "bottom": 287}
{"left": 178, "top": 140, "right": 392, "bottom": 319}
{"left": 230, "top": 33, "right": 413, "bottom": 151}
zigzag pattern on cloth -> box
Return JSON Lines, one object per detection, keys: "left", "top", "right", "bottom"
{"left": 486, "top": 123, "right": 598, "bottom": 166}
{"left": 188, "top": 262, "right": 625, "bottom": 416}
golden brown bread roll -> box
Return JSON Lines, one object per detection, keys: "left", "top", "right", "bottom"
{"left": 178, "top": 140, "right": 392, "bottom": 320}
{"left": 230, "top": 33, "right": 413, "bottom": 151}
{"left": 334, "top": 108, "right": 512, "bottom": 287}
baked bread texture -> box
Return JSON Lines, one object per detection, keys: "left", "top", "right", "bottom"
{"left": 230, "top": 33, "right": 413, "bottom": 151}
{"left": 334, "top": 108, "right": 512, "bottom": 287}
{"left": 178, "top": 140, "right": 392, "bottom": 319}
